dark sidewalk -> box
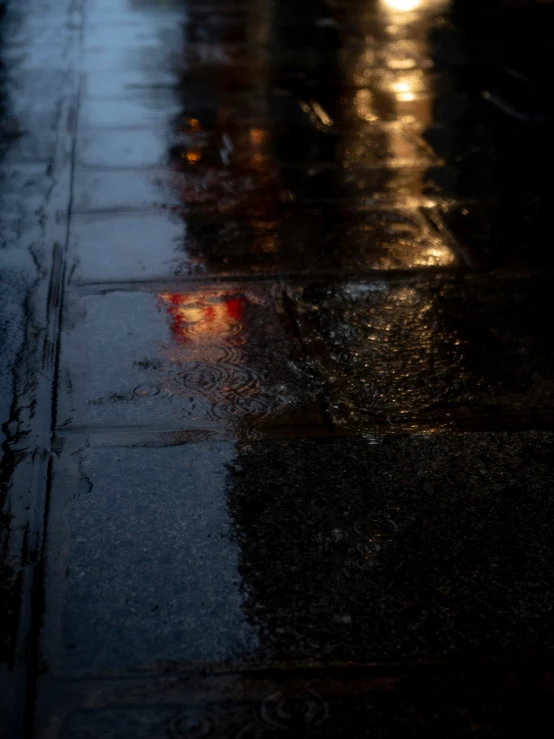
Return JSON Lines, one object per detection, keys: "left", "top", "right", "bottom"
{"left": 2, "top": 0, "right": 554, "bottom": 736}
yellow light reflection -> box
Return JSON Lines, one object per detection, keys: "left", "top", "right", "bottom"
{"left": 248, "top": 127, "right": 270, "bottom": 169}
{"left": 382, "top": 0, "right": 421, "bottom": 11}
{"left": 391, "top": 79, "right": 416, "bottom": 101}
{"left": 387, "top": 56, "right": 417, "bottom": 70}
{"left": 299, "top": 100, "right": 334, "bottom": 128}
{"left": 354, "top": 89, "right": 378, "bottom": 123}
{"left": 372, "top": 240, "right": 456, "bottom": 270}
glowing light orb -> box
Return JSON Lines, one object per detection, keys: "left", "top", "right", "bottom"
{"left": 382, "top": 0, "right": 421, "bottom": 11}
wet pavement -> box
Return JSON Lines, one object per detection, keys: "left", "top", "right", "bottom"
{"left": 2, "top": 0, "right": 554, "bottom": 736}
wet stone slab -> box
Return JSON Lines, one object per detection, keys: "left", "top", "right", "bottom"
{"left": 0, "top": 68, "right": 76, "bottom": 163}
{"left": 9, "top": 0, "right": 554, "bottom": 736}
{"left": 423, "top": 165, "right": 538, "bottom": 203}
{"left": 76, "top": 129, "right": 171, "bottom": 169}
{"left": 66, "top": 125, "right": 392, "bottom": 172}
{"left": 77, "top": 97, "right": 182, "bottom": 129}
{"left": 37, "top": 665, "right": 554, "bottom": 739}
{"left": 101, "top": 79, "right": 469, "bottom": 132}
{"left": 286, "top": 276, "right": 554, "bottom": 428}
{"left": 0, "top": 165, "right": 53, "bottom": 441}
{"left": 69, "top": 208, "right": 457, "bottom": 282}
{"left": 72, "top": 169, "right": 173, "bottom": 212}
{"left": 83, "top": 71, "right": 177, "bottom": 100}
{"left": 83, "top": 19, "right": 183, "bottom": 53}
{"left": 42, "top": 431, "right": 554, "bottom": 678}
{"left": 424, "top": 121, "right": 554, "bottom": 175}
{"left": 69, "top": 213, "right": 189, "bottom": 279}
{"left": 82, "top": 44, "right": 179, "bottom": 75}
{"left": 146, "top": 36, "right": 488, "bottom": 81}
{"left": 0, "top": 118, "right": 58, "bottom": 164}
{"left": 58, "top": 284, "right": 323, "bottom": 431}
{"left": 118, "top": 165, "right": 443, "bottom": 212}
{"left": 85, "top": 0, "right": 186, "bottom": 18}
{"left": 159, "top": 126, "right": 436, "bottom": 169}
{"left": 0, "top": 165, "right": 53, "bottom": 247}
{"left": 436, "top": 201, "right": 554, "bottom": 269}
{"left": 43, "top": 441, "right": 257, "bottom": 674}
{"left": 180, "top": 1, "right": 454, "bottom": 41}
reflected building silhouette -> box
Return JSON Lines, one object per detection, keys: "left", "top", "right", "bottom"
{"left": 148, "top": 0, "right": 486, "bottom": 660}
{"left": 167, "top": 0, "right": 444, "bottom": 274}
{"left": 150, "top": 0, "right": 466, "bottom": 439}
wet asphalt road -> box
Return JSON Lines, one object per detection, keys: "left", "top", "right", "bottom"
{"left": 2, "top": 0, "right": 554, "bottom": 736}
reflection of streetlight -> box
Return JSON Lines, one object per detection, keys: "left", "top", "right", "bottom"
{"left": 391, "top": 79, "right": 416, "bottom": 102}
{"left": 382, "top": 0, "right": 421, "bottom": 10}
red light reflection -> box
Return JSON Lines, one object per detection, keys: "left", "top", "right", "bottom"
{"left": 159, "top": 291, "right": 244, "bottom": 344}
